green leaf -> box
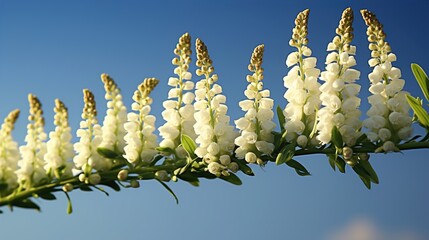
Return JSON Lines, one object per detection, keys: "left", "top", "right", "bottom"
{"left": 156, "top": 180, "right": 179, "bottom": 204}
{"left": 65, "top": 192, "right": 73, "bottom": 214}
{"left": 177, "top": 173, "right": 200, "bottom": 187}
{"left": 38, "top": 192, "right": 57, "bottom": 200}
{"left": 100, "top": 180, "right": 121, "bottom": 191}
{"left": 411, "top": 63, "right": 429, "bottom": 102}
{"left": 93, "top": 186, "right": 109, "bottom": 196}
{"left": 352, "top": 165, "right": 371, "bottom": 189}
{"left": 359, "top": 161, "right": 379, "bottom": 184}
{"left": 276, "top": 105, "right": 285, "bottom": 132}
{"left": 355, "top": 133, "right": 368, "bottom": 145}
{"left": 155, "top": 146, "right": 175, "bottom": 155}
{"left": 328, "top": 154, "right": 336, "bottom": 171}
{"left": 220, "top": 172, "right": 242, "bottom": 185}
{"left": 234, "top": 158, "right": 254, "bottom": 176}
{"left": 331, "top": 126, "right": 343, "bottom": 148}
{"left": 335, "top": 156, "right": 346, "bottom": 173}
{"left": 13, "top": 199, "right": 41, "bottom": 211}
{"left": 149, "top": 155, "right": 164, "bottom": 166}
{"left": 79, "top": 185, "right": 93, "bottom": 191}
{"left": 286, "top": 159, "right": 311, "bottom": 176}
{"left": 406, "top": 95, "right": 429, "bottom": 129}
{"left": 97, "top": 147, "right": 119, "bottom": 159}
{"left": 181, "top": 134, "right": 197, "bottom": 158}
{"left": 276, "top": 143, "right": 295, "bottom": 165}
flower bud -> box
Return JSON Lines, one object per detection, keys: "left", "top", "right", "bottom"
{"left": 155, "top": 170, "right": 170, "bottom": 181}
{"left": 245, "top": 152, "right": 257, "bottom": 164}
{"left": 117, "top": 169, "right": 128, "bottom": 181}
{"left": 130, "top": 179, "right": 140, "bottom": 188}
{"left": 62, "top": 183, "right": 74, "bottom": 192}
{"left": 89, "top": 173, "right": 101, "bottom": 185}
{"left": 342, "top": 146, "right": 353, "bottom": 160}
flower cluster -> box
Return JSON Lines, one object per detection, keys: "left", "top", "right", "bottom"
{"left": 361, "top": 10, "right": 413, "bottom": 151}
{"left": 317, "top": 8, "right": 362, "bottom": 147}
{"left": 193, "top": 38, "right": 238, "bottom": 176}
{"left": 283, "top": 9, "right": 321, "bottom": 147}
{"left": 73, "top": 90, "right": 106, "bottom": 184}
{"left": 159, "top": 33, "right": 196, "bottom": 155}
{"left": 44, "top": 99, "right": 73, "bottom": 179}
{"left": 99, "top": 74, "right": 128, "bottom": 153}
{"left": 124, "top": 78, "right": 159, "bottom": 165}
{"left": 0, "top": 110, "right": 20, "bottom": 194}
{"left": 16, "top": 94, "right": 48, "bottom": 189}
{"left": 235, "top": 44, "right": 276, "bottom": 164}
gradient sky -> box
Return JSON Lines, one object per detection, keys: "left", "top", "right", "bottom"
{"left": 1, "top": 1, "right": 428, "bottom": 239}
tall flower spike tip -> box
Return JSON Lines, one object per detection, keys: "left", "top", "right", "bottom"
{"left": 283, "top": 9, "right": 321, "bottom": 147}
{"left": 194, "top": 38, "right": 238, "bottom": 177}
{"left": 16, "top": 94, "right": 48, "bottom": 189}
{"left": 124, "top": 78, "right": 159, "bottom": 165}
{"left": 159, "top": 33, "right": 196, "bottom": 155}
{"left": 74, "top": 89, "right": 108, "bottom": 183}
{"left": 0, "top": 109, "right": 20, "bottom": 193}
{"left": 235, "top": 44, "right": 276, "bottom": 165}
{"left": 44, "top": 99, "right": 73, "bottom": 179}
{"left": 317, "top": 7, "right": 362, "bottom": 147}
{"left": 361, "top": 10, "right": 412, "bottom": 151}
{"left": 100, "top": 73, "right": 127, "bottom": 153}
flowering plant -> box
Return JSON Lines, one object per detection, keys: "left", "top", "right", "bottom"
{"left": 0, "top": 8, "right": 428, "bottom": 214}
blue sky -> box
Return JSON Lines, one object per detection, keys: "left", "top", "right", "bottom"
{"left": 1, "top": 1, "right": 428, "bottom": 239}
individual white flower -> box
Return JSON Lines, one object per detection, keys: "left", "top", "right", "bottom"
{"left": 0, "top": 110, "right": 20, "bottom": 193}
{"left": 44, "top": 99, "right": 74, "bottom": 179}
{"left": 361, "top": 9, "right": 412, "bottom": 145}
{"left": 159, "top": 33, "right": 196, "bottom": 153}
{"left": 235, "top": 45, "right": 275, "bottom": 164}
{"left": 123, "top": 78, "right": 159, "bottom": 165}
{"left": 317, "top": 8, "right": 362, "bottom": 147}
{"left": 99, "top": 74, "right": 127, "bottom": 153}
{"left": 16, "top": 94, "right": 48, "bottom": 189}
{"left": 194, "top": 38, "right": 238, "bottom": 176}
{"left": 283, "top": 9, "right": 321, "bottom": 145}
{"left": 73, "top": 90, "right": 111, "bottom": 182}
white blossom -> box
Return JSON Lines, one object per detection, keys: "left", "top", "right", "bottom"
{"left": 194, "top": 38, "right": 238, "bottom": 176}
{"left": 316, "top": 8, "right": 362, "bottom": 147}
{"left": 73, "top": 90, "right": 111, "bottom": 181}
{"left": 235, "top": 45, "right": 275, "bottom": 164}
{"left": 361, "top": 10, "right": 412, "bottom": 145}
{"left": 99, "top": 74, "right": 127, "bottom": 153}
{"left": 159, "top": 33, "right": 196, "bottom": 154}
{"left": 283, "top": 9, "right": 321, "bottom": 145}
{"left": 0, "top": 110, "right": 20, "bottom": 193}
{"left": 44, "top": 99, "right": 73, "bottom": 179}
{"left": 16, "top": 94, "right": 48, "bottom": 189}
{"left": 123, "top": 78, "right": 159, "bottom": 165}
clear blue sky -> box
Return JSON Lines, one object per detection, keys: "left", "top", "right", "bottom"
{"left": 1, "top": 1, "right": 428, "bottom": 239}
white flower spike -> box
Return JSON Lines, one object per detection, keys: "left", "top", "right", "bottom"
{"left": 283, "top": 9, "right": 321, "bottom": 146}
{"left": 235, "top": 44, "right": 276, "bottom": 164}
{"left": 0, "top": 110, "right": 20, "bottom": 194}
{"left": 317, "top": 8, "right": 362, "bottom": 147}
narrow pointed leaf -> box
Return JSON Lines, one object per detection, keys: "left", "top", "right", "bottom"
{"left": 411, "top": 63, "right": 429, "bottom": 101}
{"left": 234, "top": 158, "right": 254, "bottom": 176}
{"left": 335, "top": 156, "right": 346, "bottom": 173}
{"left": 286, "top": 159, "right": 311, "bottom": 176}
{"left": 406, "top": 95, "right": 429, "bottom": 129}
{"left": 352, "top": 165, "right": 371, "bottom": 189}
{"left": 328, "top": 154, "right": 336, "bottom": 171}
{"left": 38, "top": 192, "right": 57, "bottom": 200}
{"left": 177, "top": 173, "right": 200, "bottom": 187}
{"left": 13, "top": 199, "right": 40, "bottom": 211}
{"left": 156, "top": 180, "right": 179, "bottom": 204}
{"left": 331, "top": 126, "right": 343, "bottom": 148}
{"left": 276, "top": 105, "right": 285, "bottom": 132}
{"left": 359, "top": 161, "right": 379, "bottom": 184}
{"left": 220, "top": 172, "right": 242, "bottom": 185}
{"left": 181, "top": 134, "right": 197, "bottom": 158}
{"left": 100, "top": 180, "right": 121, "bottom": 191}
{"left": 97, "top": 147, "right": 119, "bottom": 159}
